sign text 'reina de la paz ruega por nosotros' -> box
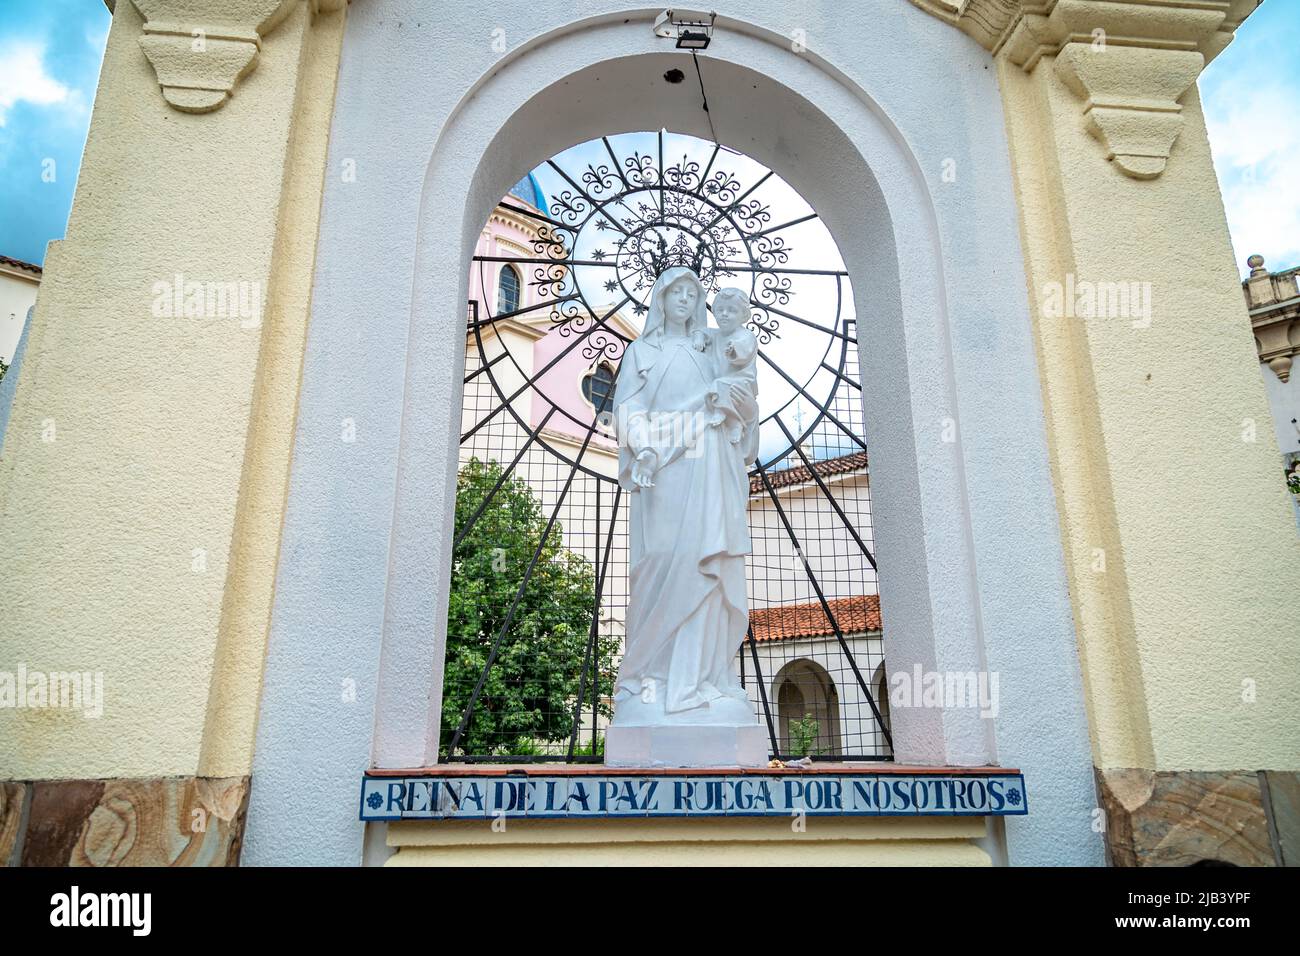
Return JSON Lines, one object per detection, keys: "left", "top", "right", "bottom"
{"left": 360, "top": 771, "right": 1027, "bottom": 821}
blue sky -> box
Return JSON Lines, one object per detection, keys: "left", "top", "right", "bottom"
{"left": 1199, "top": 0, "right": 1300, "bottom": 276}
{"left": 0, "top": 0, "right": 1294, "bottom": 275}
{"left": 0, "top": 0, "right": 109, "bottom": 266}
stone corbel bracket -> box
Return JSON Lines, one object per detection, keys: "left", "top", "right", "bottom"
{"left": 909, "top": 0, "right": 1260, "bottom": 179}
{"left": 130, "top": 0, "right": 342, "bottom": 113}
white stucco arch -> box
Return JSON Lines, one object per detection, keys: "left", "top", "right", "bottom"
{"left": 378, "top": 29, "right": 982, "bottom": 775}
{"left": 247, "top": 2, "right": 1101, "bottom": 867}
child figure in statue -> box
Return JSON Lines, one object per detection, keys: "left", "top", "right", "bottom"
{"left": 704, "top": 287, "right": 760, "bottom": 464}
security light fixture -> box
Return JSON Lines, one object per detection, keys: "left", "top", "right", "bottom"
{"left": 676, "top": 28, "right": 710, "bottom": 50}
{"left": 653, "top": 9, "right": 717, "bottom": 50}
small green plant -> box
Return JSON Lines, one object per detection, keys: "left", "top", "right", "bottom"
{"left": 788, "top": 713, "right": 823, "bottom": 757}
{"left": 496, "top": 737, "right": 544, "bottom": 757}
{"left": 571, "top": 735, "right": 605, "bottom": 757}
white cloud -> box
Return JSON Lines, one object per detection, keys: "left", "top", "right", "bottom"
{"left": 0, "top": 40, "right": 72, "bottom": 127}
{"left": 1203, "top": 72, "right": 1300, "bottom": 276}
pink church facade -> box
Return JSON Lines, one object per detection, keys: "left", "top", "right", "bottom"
{"left": 467, "top": 174, "right": 631, "bottom": 458}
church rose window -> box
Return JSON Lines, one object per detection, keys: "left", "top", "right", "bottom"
{"left": 453, "top": 130, "right": 890, "bottom": 762}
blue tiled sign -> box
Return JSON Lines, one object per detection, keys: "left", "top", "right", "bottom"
{"left": 359, "top": 772, "right": 1028, "bottom": 822}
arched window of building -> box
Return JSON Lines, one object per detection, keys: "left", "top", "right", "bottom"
{"left": 496, "top": 264, "right": 520, "bottom": 315}
{"left": 773, "top": 659, "right": 841, "bottom": 757}
{"left": 873, "top": 661, "right": 892, "bottom": 746}
{"left": 777, "top": 680, "right": 807, "bottom": 753}
{"left": 581, "top": 361, "right": 617, "bottom": 415}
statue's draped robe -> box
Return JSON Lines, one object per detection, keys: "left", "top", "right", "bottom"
{"left": 613, "top": 331, "right": 756, "bottom": 715}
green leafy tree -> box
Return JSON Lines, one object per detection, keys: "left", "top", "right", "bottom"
{"left": 442, "top": 457, "right": 618, "bottom": 756}
{"left": 0, "top": 357, "right": 8, "bottom": 384}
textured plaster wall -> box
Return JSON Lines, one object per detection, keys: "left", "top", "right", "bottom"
{"left": 385, "top": 816, "right": 992, "bottom": 866}
{"left": 0, "top": 1, "right": 345, "bottom": 780}
{"left": 247, "top": 1, "right": 1100, "bottom": 866}
{"left": 997, "top": 56, "right": 1300, "bottom": 772}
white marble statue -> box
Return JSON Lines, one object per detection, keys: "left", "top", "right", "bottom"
{"left": 604, "top": 268, "right": 767, "bottom": 767}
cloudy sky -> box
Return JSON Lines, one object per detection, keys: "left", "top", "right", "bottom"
{"left": 0, "top": 0, "right": 109, "bottom": 266}
{"left": 0, "top": 0, "right": 1294, "bottom": 277}
{"left": 1199, "top": 0, "right": 1300, "bottom": 275}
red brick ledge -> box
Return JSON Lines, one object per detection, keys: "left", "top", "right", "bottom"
{"left": 367, "top": 763, "right": 1019, "bottom": 778}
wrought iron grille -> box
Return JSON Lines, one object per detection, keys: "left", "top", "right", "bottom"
{"left": 445, "top": 130, "right": 892, "bottom": 762}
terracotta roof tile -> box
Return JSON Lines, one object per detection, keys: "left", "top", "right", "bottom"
{"left": 751, "top": 451, "right": 868, "bottom": 495}
{"left": 749, "top": 594, "right": 881, "bottom": 642}
{"left": 0, "top": 254, "right": 41, "bottom": 276}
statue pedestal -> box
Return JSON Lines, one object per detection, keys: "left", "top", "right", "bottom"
{"left": 605, "top": 724, "right": 769, "bottom": 768}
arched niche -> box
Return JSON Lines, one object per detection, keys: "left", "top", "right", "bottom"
{"left": 372, "top": 29, "right": 986, "bottom": 772}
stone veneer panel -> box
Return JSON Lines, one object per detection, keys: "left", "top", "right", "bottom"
{"left": 1097, "top": 768, "right": 1276, "bottom": 867}
{"left": 14, "top": 777, "right": 248, "bottom": 867}
{"left": 1261, "top": 771, "right": 1300, "bottom": 867}
{"left": 0, "top": 782, "right": 28, "bottom": 866}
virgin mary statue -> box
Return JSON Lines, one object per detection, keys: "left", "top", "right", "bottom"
{"left": 604, "top": 267, "right": 767, "bottom": 767}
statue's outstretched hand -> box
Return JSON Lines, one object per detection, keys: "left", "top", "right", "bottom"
{"left": 632, "top": 449, "right": 656, "bottom": 488}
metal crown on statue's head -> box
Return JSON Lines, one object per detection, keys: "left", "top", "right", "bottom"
{"left": 647, "top": 231, "right": 709, "bottom": 283}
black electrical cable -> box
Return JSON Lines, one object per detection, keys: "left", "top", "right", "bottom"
{"left": 691, "top": 50, "right": 720, "bottom": 145}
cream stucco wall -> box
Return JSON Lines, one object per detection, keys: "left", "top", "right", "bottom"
{"left": 996, "top": 48, "right": 1300, "bottom": 772}
{"left": 0, "top": 0, "right": 346, "bottom": 780}
{"left": 385, "top": 815, "right": 991, "bottom": 866}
